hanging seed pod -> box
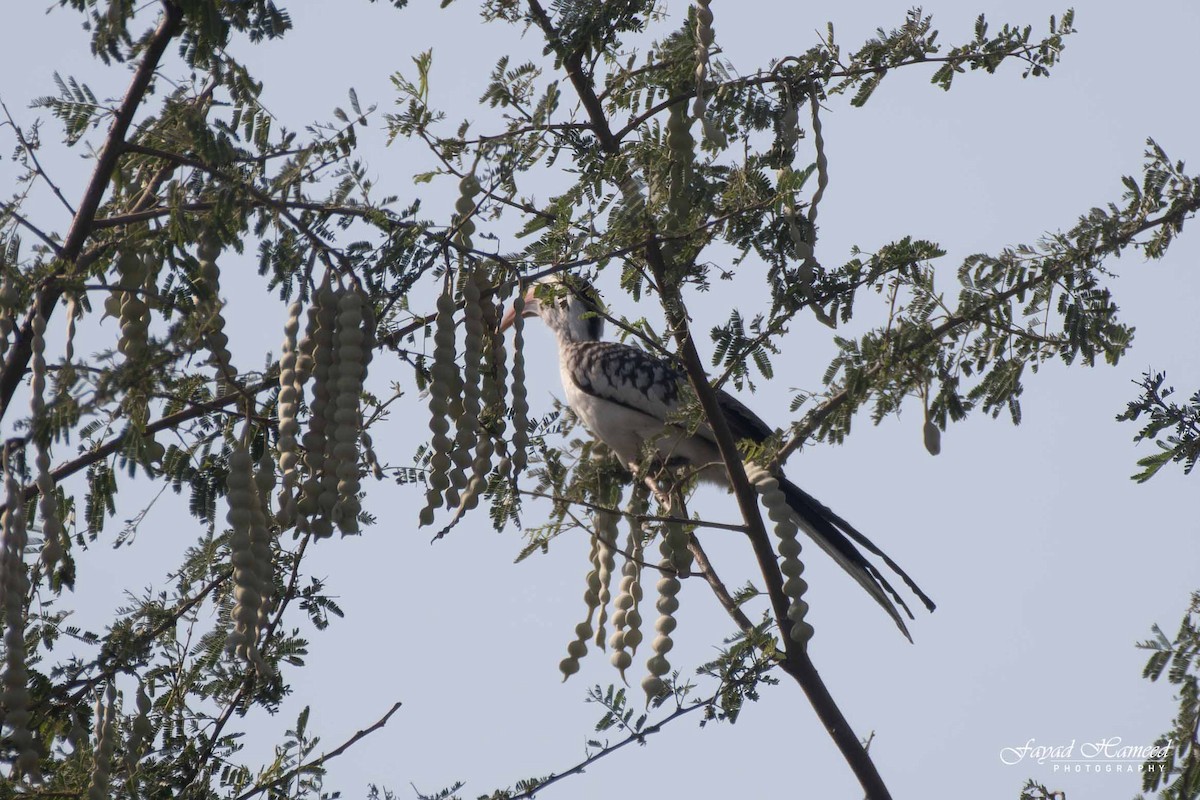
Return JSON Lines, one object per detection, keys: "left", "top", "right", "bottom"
{"left": 420, "top": 284, "right": 461, "bottom": 526}
{"left": 445, "top": 269, "right": 484, "bottom": 517}
{"left": 0, "top": 275, "right": 17, "bottom": 359}
{"left": 508, "top": 287, "right": 531, "bottom": 477}
{"left": 361, "top": 430, "right": 384, "bottom": 480}
{"left": 559, "top": 537, "right": 603, "bottom": 681}
{"left": 294, "top": 303, "right": 319, "bottom": 386}
{"left": 665, "top": 103, "right": 695, "bottom": 230}
{"left": 749, "top": 467, "right": 814, "bottom": 646}
{"left": 0, "top": 449, "right": 36, "bottom": 776}
{"left": 226, "top": 443, "right": 269, "bottom": 671}
{"left": 276, "top": 302, "right": 304, "bottom": 527}
{"left": 196, "top": 233, "right": 236, "bottom": 396}
{"left": 464, "top": 270, "right": 499, "bottom": 496}
{"left": 593, "top": 509, "right": 618, "bottom": 649}
{"left": 316, "top": 285, "right": 347, "bottom": 537}
{"left": 29, "top": 306, "right": 63, "bottom": 571}
{"left": 923, "top": 408, "right": 942, "bottom": 456}
{"left": 610, "top": 487, "right": 649, "bottom": 679}
{"left": 251, "top": 451, "right": 276, "bottom": 633}
{"left": 64, "top": 293, "right": 79, "bottom": 364}
{"left": 454, "top": 174, "right": 482, "bottom": 250}
{"left": 114, "top": 249, "right": 149, "bottom": 361}
{"left": 331, "top": 288, "right": 367, "bottom": 534}
{"left": 779, "top": 102, "right": 800, "bottom": 151}
{"left": 297, "top": 280, "right": 339, "bottom": 538}
{"left": 807, "top": 89, "right": 828, "bottom": 229}
{"left": 67, "top": 710, "right": 87, "bottom": 753}
{"left": 483, "top": 283, "right": 508, "bottom": 461}
{"left": 642, "top": 524, "right": 682, "bottom": 704}
{"left": 691, "top": 0, "right": 725, "bottom": 147}
{"left": 124, "top": 681, "right": 154, "bottom": 772}
{"left": 86, "top": 683, "right": 117, "bottom": 800}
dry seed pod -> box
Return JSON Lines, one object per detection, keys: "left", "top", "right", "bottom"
{"left": 454, "top": 174, "right": 482, "bottom": 249}
{"left": 29, "top": 307, "right": 64, "bottom": 571}
{"left": 0, "top": 275, "right": 16, "bottom": 359}
{"left": 691, "top": 0, "right": 726, "bottom": 147}
{"left": 226, "top": 443, "right": 269, "bottom": 671}
{"left": 361, "top": 430, "right": 384, "bottom": 480}
{"left": 445, "top": 270, "right": 484, "bottom": 513}
{"left": 460, "top": 270, "right": 499, "bottom": 508}
{"left": 297, "top": 280, "right": 339, "bottom": 538}
{"left": 642, "top": 523, "right": 683, "bottom": 704}
{"left": 67, "top": 710, "right": 87, "bottom": 753}
{"left": 420, "top": 286, "right": 461, "bottom": 526}
{"left": 86, "top": 683, "right": 117, "bottom": 800}
{"left": 196, "top": 233, "right": 236, "bottom": 396}
{"left": 64, "top": 293, "right": 79, "bottom": 364}
{"left": 251, "top": 452, "right": 276, "bottom": 632}
{"left": 125, "top": 681, "right": 154, "bottom": 771}
{"left": 749, "top": 467, "right": 814, "bottom": 645}
{"left": 559, "top": 537, "right": 603, "bottom": 681}
{"left": 275, "top": 301, "right": 304, "bottom": 527}
{"left": 780, "top": 103, "right": 800, "bottom": 150}
{"left": 0, "top": 450, "right": 36, "bottom": 774}
{"left": 609, "top": 493, "right": 647, "bottom": 679}
{"left": 482, "top": 285, "right": 508, "bottom": 461}
{"left": 115, "top": 249, "right": 149, "bottom": 360}
{"left": 508, "top": 287, "right": 530, "bottom": 476}
{"left": 923, "top": 416, "right": 941, "bottom": 456}
{"left": 593, "top": 510, "right": 618, "bottom": 649}
{"left": 665, "top": 103, "right": 695, "bottom": 223}
{"left": 331, "top": 288, "right": 367, "bottom": 534}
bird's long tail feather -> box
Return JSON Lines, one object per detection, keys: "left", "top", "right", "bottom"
{"left": 777, "top": 476, "right": 935, "bottom": 642}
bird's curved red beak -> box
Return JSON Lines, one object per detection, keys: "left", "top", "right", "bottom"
{"left": 499, "top": 285, "right": 539, "bottom": 333}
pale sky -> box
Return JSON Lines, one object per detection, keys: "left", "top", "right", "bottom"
{"left": 2, "top": 2, "right": 1198, "bottom": 799}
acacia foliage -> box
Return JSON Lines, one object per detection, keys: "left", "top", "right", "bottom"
{"left": 0, "top": 1, "right": 1196, "bottom": 798}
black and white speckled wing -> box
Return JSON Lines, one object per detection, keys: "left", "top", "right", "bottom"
{"left": 561, "top": 340, "right": 684, "bottom": 419}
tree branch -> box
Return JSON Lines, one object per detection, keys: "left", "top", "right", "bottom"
{"left": 0, "top": 2, "right": 184, "bottom": 423}
{"left": 233, "top": 701, "right": 403, "bottom": 800}
{"left": 526, "top": 2, "right": 894, "bottom": 795}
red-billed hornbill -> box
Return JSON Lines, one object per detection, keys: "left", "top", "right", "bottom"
{"left": 501, "top": 277, "right": 934, "bottom": 639}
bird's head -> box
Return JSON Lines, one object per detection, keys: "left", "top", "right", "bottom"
{"left": 500, "top": 274, "right": 605, "bottom": 343}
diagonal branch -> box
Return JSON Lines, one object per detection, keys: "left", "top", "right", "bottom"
{"left": 0, "top": 1, "right": 184, "bottom": 423}
{"left": 233, "top": 701, "right": 403, "bottom": 800}
{"left": 524, "top": 2, "right": 893, "bottom": 797}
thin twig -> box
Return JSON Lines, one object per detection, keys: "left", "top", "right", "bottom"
{"left": 233, "top": 701, "right": 403, "bottom": 800}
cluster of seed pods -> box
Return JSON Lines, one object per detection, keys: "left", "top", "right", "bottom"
{"left": 554, "top": 485, "right": 699, "bottom": 705}
{"left": 0, "top": 450, "right": 39, "bottom": 778}
{"left": 418, "top": 258, "right": 514, "bottom": 535}
{"left": 292, "top": 277, "right": 375, "bottom": 538}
